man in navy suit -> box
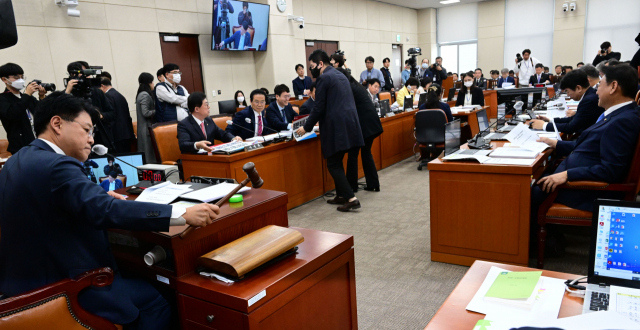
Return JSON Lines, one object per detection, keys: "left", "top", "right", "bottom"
{"left": 532, "top": 64, "right": 640, "bottom": 221}
{"left": 226, "top": 89, "right": 270, "bottom": 140}
{"left": 0, "top": 92, "right": 220, "bottom": 329}
{"left": 299, "top": 82, "right": 316, "bottom": 115}
{"left": 531, "top": 70, "right": 604, "bottom": 135}
{"left": 497, "top": 68, "right": 515, "bottom": 88}
{"left": 292, "top": 64, "right": 313, "bottom": 97}
{"left": 218, "top": 21, "right": 251, "bottom": 50}
{"left": 266, "top": 84, "right": 297, "bottom": 131}
{"left": 295, "top": 49, "right": 364, "bottom": 212}
{"left": 528, "top": 63, "right": 550, "bottom": 86}
{"left": 100, "top": 171, "right": 123, "bottom": 192}
{"left": 177, "top": 92, "right": 241, "bottom": 153}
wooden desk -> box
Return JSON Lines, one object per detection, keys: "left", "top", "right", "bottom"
{"left": 379, "top": 111, "right": 416, "bottom": 169}
{"left": 428, "top": 141, "right": 554, "bottom": 266}
{"left": 452, "top": 107, "right": 486, "bottom": 141}
{"left": 177, "top": 227, "right": 357, "bottom": 330}
{"left": 424, "top": 260, "right": 583, "bottom": 330}
{"left": 448, "top": 90, "right": 498, "bottom": 118}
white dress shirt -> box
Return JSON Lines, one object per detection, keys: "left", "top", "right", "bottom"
{"left": 156, "top": 82, "right": 190, "bottom": 121}
{"left": 39, "top": 138, "right": 187, "bottom": 226}
{"left": 276, "top": 103, "right": 293, "bottom": 130}
{"left": 514, "top": 56, "right": 540, "bottom": 86}
{"left": 253, "top": 111, "right": 263, "bottom": 136}
{"left": 604, "top": 101, "right": 634, "bottom": 117}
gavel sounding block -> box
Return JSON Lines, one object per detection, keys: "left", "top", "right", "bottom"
{"left": 197, "top": 225, "right": 304, "bottom": 279}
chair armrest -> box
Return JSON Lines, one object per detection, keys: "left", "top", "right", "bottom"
{"left": 559, "top": 181, "right": 636, "bottom": 192}
{"left": 162, "top": 161, "right": 178, "bottom": 165}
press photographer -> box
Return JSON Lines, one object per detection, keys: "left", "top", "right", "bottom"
{"left": 429, "top": 56, "right": 448, "bottom": 85}
{"left": 513, "top": 49, "right": 540, "bottom": 87}
{"left": 64, "top": 61, "right": 116, "bottom": 152}
{"left": 0, "top": 62, "right": 51, "bottom": 154}
{"left": 593, "top": 41, "right": 622, "bottom": 66}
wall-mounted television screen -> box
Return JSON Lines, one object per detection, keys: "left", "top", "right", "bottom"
{"left": 211, "top": 0, "right": 269, "bottom": 51}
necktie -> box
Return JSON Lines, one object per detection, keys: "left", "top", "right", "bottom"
{"left": 281, "top": 108, "right": 285, "bottom": 120}
{"left": 596, "top": 113, "right": 605, "bottom": 123}
{"left": 200, "top": 122, "right": 206, "bottom": 138}
{"left": 538, "top": 75, "right": 540, "bottom": 83}
{"left": 257, "top": 115, "right": 263, "bottom": 135}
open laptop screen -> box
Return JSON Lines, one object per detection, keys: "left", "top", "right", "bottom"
{"left": 444, "top": 119, "right": 461, "bottom": 156}
{"left": 592, "top": 201, "right": 640, "bottom": 284}
{"left": 476, "top": 109, "right": 489, "bottom": 132}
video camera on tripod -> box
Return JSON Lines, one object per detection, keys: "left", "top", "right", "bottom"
{"left": 63, "top": 66, "right": 104, "bottom": 99}
{"left": 407, "top": 47, "right": 421, "bottom": 78}
{"left": 218, "top": 0, "right": 233, "bottom": 48}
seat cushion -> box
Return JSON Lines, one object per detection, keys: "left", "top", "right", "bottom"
{"left": 152, "top": 123, "right": 180, "bottom": 163}
{"left": 546, "top": 203, "right": 593, "bottom": 219}
{"left": 0, "top": 295, "right": 91, "bottom": 330}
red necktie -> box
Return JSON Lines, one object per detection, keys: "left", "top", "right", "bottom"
{"left": 200, "top": 122, "right": 206, "bottom": 138}
{"left": 257, "top": 115, "right": 263, "bottom": 135}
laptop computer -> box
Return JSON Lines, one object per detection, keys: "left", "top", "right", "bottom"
{"left": 418, "top": 93, "right": 428, "bottom": 108}
{"left": 447, "top": 88, "right": 457, "bottom": 102}
{"left": 379, "top": 99, "right": 390, "bottom": 118}
{"left": 474, "top": 109, "right": 507, "bottom": 141}
{"left": 584, "top": 199, "right": 640, "bottom": 313}
{"left": 443, "top": 120, "right": 492, "bottom": 158}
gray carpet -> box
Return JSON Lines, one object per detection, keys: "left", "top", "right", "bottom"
{"left": 288, "top": 156, "right": 591, "bottom": 330}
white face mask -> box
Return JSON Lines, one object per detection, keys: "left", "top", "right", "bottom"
{"left": 237, "top": 96, "right": 245, "bottom": 103}
{"left": 422, "top": 63, "right": 428, "bottom": 69}
{"left": 464, "top": 81, "right": 473, "bottom": 88}
{"left": 8, "top": 78, "right": 25, "bottom": 90}
{"left": 171, "top": 73, "right": 181, "bottom": 84}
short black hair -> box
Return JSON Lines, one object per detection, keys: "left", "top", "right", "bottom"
{"left": 67, "top": 61, "right": 84, "bottom": 75}
{"left": 366, "top": 78, "right": 381, "bottom": 87}
{"left": 156, "top": 68, "right": 164, "bottom": 78}
{"left": 601, "top": 64, "right": 639, "bottom": 99}
{"left": 260, "top": 87, "right": 269, "bottom": 95}
{"left": 447, "top": 72, "right": 453, "bottom": 76}
{"left": 101, "top": 71, "right": 112, "bottom": 81}
{"left": 559, "top": 70, "right": 590, "bottom": 91}
{"left": 555, "top": 64, "right": 562, "bottom": 69}
{"left": 107, "top": 156, "right": 115, "bottom": 162}
{"left": 310, "top": 81, "right": 317, "bottom": 92}
{"left": 405, "top": 77, "right": 419, "bottom": 87}
{"left": 435, "top": 56, "right": 442, "bottom": 60}
{"left": 187, "top": 92, "right": 207, "bottom": 113}
{"left": 382, "top": 57, "right": 390, "bottom": 64}
{"left": 544, "top": 66, "right": 549, "bottom": 71}
{"left": 365, "top": 56, "right": 374, "bottom": 63}
{"left": 0, "top": 63, "right": 23, "bottom": 79}
{"left": 576, "top": 62, "right": 584, "bottom": 66}
{"left": 250, "top": 88, "right": 267, "bottom": 102}
{"left": 563, "top": 65, "right": 573, "bottom": 70}
{"left": 33, "top": 91, "right": 94, "bottom": 136}
{"left": 535, "top": 63, "right": 544, "bottom": 69}
{"left": 243, "top": 1, "right": 248, "bottom": 8}
{"left": 308, "top": 49, "right": 330, "bottom": 67}
{"left": 508, "top": 70, "right": 514, "bottom": 74}
{"left": 404, "top": 59, "right": 409, "bottom": 65}
{"left": 295, "top": 64, "right": 304, "bottom": 71}
{"left": 475, "top": 68, "right": 482, "bottom": 73}
{"left": 522, "top": 49, "right": 531, "bottom": 55}
{"left": 274, "top": 84, "right": 290, "bottom": 96}
{"left": 420, "top": 78, "right": 431, "bottom": 88}
{"left": 162, "top": 63, "right": 179, "bottom": 77}
{"left": 600, "top": 41, "right": 611, "bottom": 49}
{"left": 100, "top": 78, "right": 112, "bottom": 86}
{"left": 109, "top": 171, "right": 118, "bottom": 179}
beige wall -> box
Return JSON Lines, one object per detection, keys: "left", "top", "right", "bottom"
{"left": 477, "top": 0, "right": 505, "bottom": 72}
{"left": 552, "top": 0, "right": 586, "bottom": 68}
{"left": 417, "top": 8, "right": 436, "bottom": 62}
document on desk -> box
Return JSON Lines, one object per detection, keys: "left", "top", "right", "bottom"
{"left": 610, "top": 285, "right": 640, "bottom": 325}
{"left": 477, "top": 311, "right": 640, "bottom": 330}
{"left": 490, "top": 147, "right": 540, "bottom": 159}
{"left": 466, "top": 266, "right": 565, "bottom": 323}
{"left": 546, "top": 109, "right": 567, "bottom": 119}
{"left": 442, "top": 150, "right": 492, "bottom": 163}
{"left": 503, "top": 123, "right": 549, "bottom": 153}
{"left": 292, "top": 116, "right": 317, "bottom": 142}
{"left": 134, "top": 182, "right": 194, "bottom": 204}
{"left": 484, "top": 158, "right": 536, "bottom": 166}
{"left": 181, "top": 182, "right": 249, "bottom": 203}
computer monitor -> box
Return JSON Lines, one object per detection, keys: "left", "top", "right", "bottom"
{"left": 447, "top": 88, "right": 456, "bottom": 101}
{"left": 379, "top": 99, "right": 390, "bottom": 117}
{"left": 444, "top": 119, "right": 461, "bottom": 156}
{"left": 476, "top": 109, "right": 489, "bottom": 132}
{"left": 418, "top": 93, "right": 428, "bottom": 108}
{"left": 89, "top": 152, "right": 146, "bottom": 186}
{"left": 404, "top": 96, "right": 413, "bottom": 111}
{"left": 590, "top": 199, "right": 640, "bottom": 289}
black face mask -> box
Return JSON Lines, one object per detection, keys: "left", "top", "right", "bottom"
{"left": 310, "top": 65, "right": 322, "bottom": 78}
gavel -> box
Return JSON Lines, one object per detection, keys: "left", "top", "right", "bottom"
{"left": 179, "top": 162, "right": 263, "bottom": 239}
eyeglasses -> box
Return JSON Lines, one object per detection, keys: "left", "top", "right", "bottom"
{"left": 8, "top": 75, "right": 25, "bottom": 80}
{"left": 169, "top": 71, "right": 182, "bottom": 75}
{"left": 73, "top": 120, "right": 95, "bottom": 138}
{"left": 253, "top": 101, "right": 266, "bottom": 105}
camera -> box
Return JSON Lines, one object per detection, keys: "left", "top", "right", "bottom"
{"left": 31, "top": 80, "right": 56, "bottom": 92}
{"left": 406, "top": 48, "right": 421, "bottom": 78}
{"left": 562, "top": 3, "right": 568, "bottom": 11}
{"left": 63, "top": 66, "right": 104, "bottom": 99}
{"left": 287, "top": 15, "right": 305, "bottom": 29}
{"left": 601, "top": 47, "right": 608, "bottom": 54}
{"left": 407, "top": 47, "right": 422, "bottom": 56}
{"left": 516, "top": 53, "right": 523, "bottom": 62}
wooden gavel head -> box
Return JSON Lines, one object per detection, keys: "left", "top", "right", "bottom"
{"left": 242, "top": 162, "right": 263, "bottom": 188}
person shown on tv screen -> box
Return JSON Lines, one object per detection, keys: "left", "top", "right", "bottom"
{"left": 218, "top": 21, "right": 252, "bottom": 50}
{"left": 103, "top": 156, "right": 123, "bottom": 176}
{"left": 238, "top": 2, "right": 252, "bottom": 27}
{"left": 213, "top": 0, "right": 235, "bottom": 47}
{"left": 100, "top": 171, "right": 123, "bottom": 192}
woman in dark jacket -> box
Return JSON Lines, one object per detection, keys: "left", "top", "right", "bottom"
{"left": 419, "top": 83, "right": 453, "bottom": 123}
{"left": 456, "top": 71, "right": 485, "bottom": 107}
{"left": 336, "top": 68, "right": 384, "bottom": 192}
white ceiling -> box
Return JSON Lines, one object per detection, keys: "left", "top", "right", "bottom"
{"left": 375, "top": 0, "right": 487, "bottom": 10}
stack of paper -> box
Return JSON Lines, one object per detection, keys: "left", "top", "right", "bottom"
{"left": 484, "top": 271, "right": 542, "bottom": 309}
{"left": 134, "top": 182, "right": 193, "bottom": 205}
{"left": 490, "top": 147, "right": 540, "bottom": 159}
{"left": 501, "top": 123, "right": 549, "bottom": 154}
{"left": 181, "top": 182, "right": 250, "bottom": 203}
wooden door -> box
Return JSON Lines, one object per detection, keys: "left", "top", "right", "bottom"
{"left": 159, "top": 34, "right": 204, "bottom": 94}
{"left": 391, "top": 44, "right": 403, "bottom": 89}
{"left": 304, "top": 40, "right": 339, "bottom": 81}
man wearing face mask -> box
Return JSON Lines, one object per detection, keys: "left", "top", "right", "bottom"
{"left": 0, "top": 63, "right": 46, "bottom": 155}
{"left": 155, "top": 63, "right": 189, "bottom": 122}
{"left": 418, "top": 58, "right": 430, "bottom": 77}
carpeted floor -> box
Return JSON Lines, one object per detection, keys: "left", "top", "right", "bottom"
{"left": 287, "top": 156, "right": 592, "bottom": 330}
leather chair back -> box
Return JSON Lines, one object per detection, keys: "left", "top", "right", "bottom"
{"left": 379, "top": 92, "right": 391, "bottom": 102}
{"left": 414, "top": 109, "right": 448, "bottom": 145}
{"left": 218, "top": 100, "right": 237, "bottom": 115}
{"left": 117, "top": 175, "right": 127, "bottom": 187}
{"left": 0, "top": 139, "right": 10, "bottom": 158}
{"left": 232, "top": 26, "right": 255, "bottom": 46}
{"left": 99, "top": 176, "right": 108, "bottom": 183}
{"left": 150, "top": 121, "right": 180, "bottom": 165}
{"left": 635, "top": 90, "right": 640, "bottom": 106}
{"left": 212, "top": 116, "right": 231, "bottom": 131}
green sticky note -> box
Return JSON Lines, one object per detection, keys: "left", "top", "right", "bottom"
{"left": 484, "top": 271, "right": 542, "bottom": 300}
{"left": 474, "top": 319, "right": 493, "bottom": 330}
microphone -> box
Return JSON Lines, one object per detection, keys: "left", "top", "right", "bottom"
{"left": 226, "top": 120, "right": 265, "bottom": 142}
{"left": 91, "top": 144, "right": 139, "bottom": 170}
{"left": 507, "top": 101, "right": 525, "bottom": 125}
{"left": 467, "top": 103, "right": 519, "bottom": 149}
{"left": 246, "top": 117, "right": 285, "bottom": 141}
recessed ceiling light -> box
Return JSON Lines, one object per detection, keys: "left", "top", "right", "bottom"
{"left": 440, "top": 0, "right": 461, "bottom": 4}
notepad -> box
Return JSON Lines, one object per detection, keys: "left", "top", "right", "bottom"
{"left": 485, "top": 271, "right": 542, "bottom": 300}
{"left": 490, "top": 147, "right": 540, "bottom": 159}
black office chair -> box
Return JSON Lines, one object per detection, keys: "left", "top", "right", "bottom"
{"left": 218, "top": 100, "right": 237, "bottom": 115}
{"left": 414, "top": 109, "right": 449, "bottom": 171}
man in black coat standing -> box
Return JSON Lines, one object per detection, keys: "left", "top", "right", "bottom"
{"left": 101, "top": 78, "right": 134, "bottom": 153}
{"left": 295, "top": 49, "right": 364, "bottom": 212}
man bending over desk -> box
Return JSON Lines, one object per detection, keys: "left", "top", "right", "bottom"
{"left": 531, "top": 64, "right": 640, "bottom": 249}
{"left": 177, "top": 92, "right": 241, "bottom": 153}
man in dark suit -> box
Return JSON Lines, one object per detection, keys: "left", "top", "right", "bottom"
{"left": 380, "top": 58, "right": 394, "bottom": 92}
{"left": 533, "top": 64, "right": 640, "bottom": 221}
{"left": 531, "top": 70, "right": 604, "bottom": 135}
{"left": 295, "top": 49, "right": 364, "bottom": 212}
{"left": 103, "top": 156, "right": 123, "bottom": 175}
{"left": 226, "top": 89, "right": 270, "bottom": 140}
{"left": 218, "top": 20, "right": 252, "bottom": 50}
{"left": 178, "top": 92, "right": 241, "bottom": 153}
{"left": 299, "top": 81, "right": 316, "bottom": 115}
{"left": 266, "top": 84, "right": 297, "bottom": 131}
{"left": 0, "top": 92, "right": 219, "bottom": 330}
{"left": 473, "top": 68, "right": 487, "bottom": 89}
{"left": 292, "top": 64, "right": 313, "bottom": 97}
{"left": 528, "top": 63, "right": 550, "bottom": 86}
{"left": 101, "top": 78, "right": 134, "bottom": 153}
{"left": 99, "top": 171, "right": 123, "bottom": 192}
{"left": 497, "top": 68, "right": 515, "bottom": 88}
{"left": 0, "top": 63, "right": 47, "bottom": 154}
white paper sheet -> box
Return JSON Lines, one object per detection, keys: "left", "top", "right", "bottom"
{"left": 503, "top": 123, "right": 549, "bottom": 153}
{"left": 490, "top": 147, "right": 540, "bottom": 159}
{"left": 610, "top": 285, "right": 640, "bottom": 325}
{"left": 484, "top": 158, "right": 536, "bottom": 166}
{"left": 442, "top": 150, "right": 492, "bottom": 163}
{"left": 466, "top": 266, "right": 565, "bottom": 323}
{"left": 134, "top": 182, "right": 193, "bottom": 205}
{"left": 480, "top": 311, "right": 640, "bottom": 330}
{"left": 546, "top": 109, "right": 568, "bottom": 119}
{"left": 180, "top": 182, "right": 249, "bottom": 203}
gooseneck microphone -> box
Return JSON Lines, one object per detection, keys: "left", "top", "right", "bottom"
{"left": 246, "top": 117, "right": 285, "bottom": 141}
{"left": 226, "top": 120, "right": 265, "bottom": 142}
{"left": 91, "top": 144, "right": 138, "bottom": 170}
{"left": 467, "top": 101, "right": 524, "bottom": 149}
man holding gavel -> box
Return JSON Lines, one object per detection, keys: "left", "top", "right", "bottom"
{"left": 0, "top": 92, "right": 219, "bottom": 330}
